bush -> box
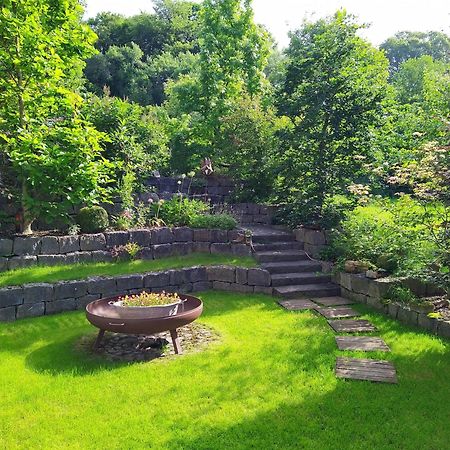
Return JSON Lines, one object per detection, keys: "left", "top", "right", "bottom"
{"left": 327, "top": 196, "right": 437, "bottom": 274}
{"left": 154, "top": 197, "right": 209, "bottom": 227}
{"left": 190, "top": 214, "right": 237, "bottom": 230}
{"left": 76, "top": 206, "right": 109, "bottom": 233}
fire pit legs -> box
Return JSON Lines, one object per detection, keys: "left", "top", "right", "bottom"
{"left": 93, "top": 329, "right": 105, "bottom": 350}
{"left": 170, "top": 329, "right": 183, "bottom": 355}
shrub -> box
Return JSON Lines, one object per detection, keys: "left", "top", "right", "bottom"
{"left": 190, "top": 214, "right": 237, "bottom": 230}
{"left": 153, "top": 197, "right": 209, "bottom": 227}
{"left": 76, "top": 206, "right": 109, "bottom": 233}
{"left": 327, "top": 196, "right": 437, "bottom": 274}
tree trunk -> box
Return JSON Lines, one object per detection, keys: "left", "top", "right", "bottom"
{"left": 21, "top": 182, "right": 34, "bottom": 235}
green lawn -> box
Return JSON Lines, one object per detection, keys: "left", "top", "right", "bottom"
{"left": 0, "top": 253, "right": 256, "bottom": 287}
{"left": 0, "top": 291, "right": 449, "bottom": 449}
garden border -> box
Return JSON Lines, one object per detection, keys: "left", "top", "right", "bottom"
{"left": 0, "top": 265, "right": 272, "bottom": 322}
{"left": 0, "top": 227, "right": 252, "bottom": 272}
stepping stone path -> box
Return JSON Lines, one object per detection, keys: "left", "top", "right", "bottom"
{"left": 328, "top": 319, "right": 378, "bottom": 333}
{"left": 249, "top": 226, "right": 398, "bottom": 384}
{"left": 317, "top": 306, "right": 361, "bottom": 319}
{"left": 278, "top": 299, "right": 319, "bottom": 310}
{"left": 335, "top": 336, "right": 390, "bottom": 352}
{"left": 335, "top": 357, "right": 397, "bottom": 384}
{"left": 314, "top": 297, "right": 355, "bottom": 307}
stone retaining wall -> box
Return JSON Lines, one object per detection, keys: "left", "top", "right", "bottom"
{"left": 334, "top": 272, "right": 450, "bottom": 339}
{"left": 215, "top": 203, "right": 276, "bottom": 225}
{"left": 0, "top": 227, "right": 251, "bottom": 272}
{"left": 0, "top": 266, "right": 272, "bottom": 322}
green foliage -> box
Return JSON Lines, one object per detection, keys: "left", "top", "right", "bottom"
{"left": 190, "top": 213, "right": 237, "bottom": 230}
{"left": 76, "top": 206, "right": 109, "bottom": 233}
{"left": 276, "top": 11, "right": 389, "bottom": 225}
{"left": 380, "top": 31, "right": 450, "bottom": 73}
{"left": 155, "top": 197, "right": 209, "bottom": 227}
{"left": 0, "top": 0, "right": 111, "bottom": 233}
{"left": 82, "top": 95, "right": 170, "bottom": 186}
{"left": 327, "top": 196, "right": 437, "bottom": 274}
{"left": 383, "top": 285, "right": 420, "bottom": 305}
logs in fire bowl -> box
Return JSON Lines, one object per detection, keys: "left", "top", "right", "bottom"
{"left": 86, "top": 294, "right": 203, "bottom": 355}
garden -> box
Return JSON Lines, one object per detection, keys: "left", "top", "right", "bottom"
{"left": 0, "top": 0, "right": 449, "bottom": 448}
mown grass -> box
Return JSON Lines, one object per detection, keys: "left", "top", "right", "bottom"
{"left": 0, "top": 291, "right": 449, "bottom": 449}
{"left": 0, "top": 253, "right": 257, "bottom": 287}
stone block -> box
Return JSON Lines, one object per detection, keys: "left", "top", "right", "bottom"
{"left": 80, "top": 233, "right": 106, "bottom": 251}
{"left": 173, "top": 227, "right": 193, "bottom": 242}
{"left": 248, "top": 268, "right": 271, "bottom": 286}
{"left": 294, "top": 228, "right": 305, "bottom": 242}
{"left": 304, "top": 229, "right": 326, "bottom": 246}
{"left": 87, "top": 277, "right": 117, "bottom": 295}
{"left": 76, "top": 294, "right": 101, "bottom": 310}
{"left": 388, "top": 303, "right": 399, "bottom": 319}
{"left": 59, "top": 235, "right": 80, "bottom": 253}
{"left": 139, "top": 247, "right": 153, "bottom": 260}
{"left": 105, "top": 231, "right": 129, "bottom": 248}
{"left": 116, "top": 274, "right": 144, "bottom": 293}
{"left": 339, "top": 272, "right": 352, "bottom": 291}
{"left": 193, "top": 229, "right": 212, "bottom": 242}
{"left": 397, "top": 307, "right": 410, "bottom": 324}
{"left": 13, "top": 236, "right": 41, "bottom": 256}
{"left": 351, "top": 274, "right": 370, "bottom": 296}
{"left": 23, "top": 283, "right": 53, "bottom": 304}
{"left": 37, "top": 254, "right": 67, "bottom": 267}
{"left": 253, "top": 286, "right": 273, "bottom": 295}
{"left": 179, "top": 283, "right": 193, "bottom": 293}
{"left": 8, "top": 255, "right": 37, "bottom": 270}
{"left": 192, "top": 281, "right": 212, "bottom": 292}
{"left": 46, "top": 298, "right": 76, "bottom": 314}
{"left": 17, "top": 302, "right": 45, "bottom": 319}
{"left": 0, "top": 257, "right": 7, "bottom": 271}
{"left": 64, "top": 252, "right": 81, "bottom": 265}
{"left": 91, "top": 251, "right": 113, "bottom": 263}
{"left": 184, "top": 267, "right": 207, "bottom": 283}
{"left": 211, "top": 243, "right": 231, "bottom": 254}
{"left": 0, "top": 238, "right": 13, "bottom": 256}
{"left": 171, "top": 242, "right": 192, "bottom": 256}
{"left": 407, "top": 310, "right": 419, "bottom": 327}
{"left": 129, "top": 229, "right": 152, "bottom": 247}
{"left": 211, "top": 229, "right": 228, "bottom": 243}
{"left": 368, "top": 279, "right": 395, "bottom": 300}
{"left": 169, "top": 269, "right": 188, "bottom": 286}
{"left": 366, "top": 295, "right": 384, "bottom": 310}
{"left": 55, "top": 280, "right": 88, "bottom": 299}
{"left": 418, "top": 313, "right": 438, "bottom": 333}
{"left": 77, "top": 252, "right": 94, "bottom": 264}
{"left": 0, "top": 306, "right": 16, "bottom": 321}
{"left": 0, "top": 286, "right": 23, "bottom": 308}
{"left": 192, "top": 242, "right": 210, "bottom": 253}
{"left": 151, "top": 228, "right": 173, "bottom": 244}
{"left": 228, "top": 229, "right": 241, "bottom": 242}
{"left": 236, "top": 267, "right": 248, "bottom": 285}
{"left": 144, "top": 271, "right": 170, "bottom": 288}
{"left": 437, "top": 321, "right": 450, "bottom": 339}
{"left": 228, "top": 284, "right": 254, "bottom": 293}
{"left": 207, "top": 266, "right": 235, "bottom": 283}
{"left": 212, "top": 281, "right": 231, "bottom": 291}
{"left": 153, "top": 244, "right": 173, "bottom": 259}
{"left": 231, "top": 244, "right": 251, "bottom": 256}
{"left": 40, "top": 236, "right": 60, "bottom": 255}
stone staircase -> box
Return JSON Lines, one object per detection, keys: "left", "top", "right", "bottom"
{"left": 248, "top": 226, "right": 340, "bottom": 299}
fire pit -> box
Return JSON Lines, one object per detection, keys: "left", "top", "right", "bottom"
{"left": 85, "top": 294, "right": 203, "bottom": 354}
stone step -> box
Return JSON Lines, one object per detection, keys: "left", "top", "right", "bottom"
{"left": 262, "top": 260, "right": 322, "bottom": 274}
{"left": 256, "top": 250, "right": 309, "bottom": 263}
{"left": 251, "top": 233, "right": 295, "bottom": 244}
{"left": 271, "top": 272, "right": 331, "bottom": 287}
{"left": 253, "top": 241, "right": 303, "bottom": 252}
{"left": 274, "top": 283, "right": 341, "bottom": 299}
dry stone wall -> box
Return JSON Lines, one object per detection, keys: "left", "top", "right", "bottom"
{"left": 0, "top": 227, "right": 251, "bottom": 272}
{"left": 0, "top": 266, "right": 273, "bottom": 322}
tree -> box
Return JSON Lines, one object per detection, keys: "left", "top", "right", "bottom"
{"left": 277, "top": 11, "right": 389, "bottom": 225}
{"left": 380, "top": 31, "right": 450, "bottom": 74}
{"left": 0, "top": 0, "right": 112, "bottom": 234}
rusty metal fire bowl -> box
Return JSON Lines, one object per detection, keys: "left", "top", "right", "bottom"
{"left": 85, "top": 294, "right": 203, "bottom": 355}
